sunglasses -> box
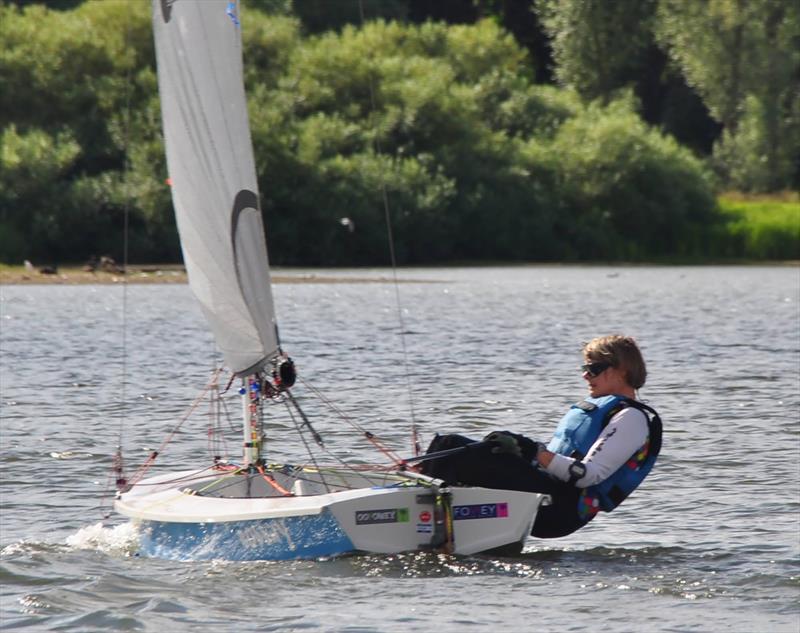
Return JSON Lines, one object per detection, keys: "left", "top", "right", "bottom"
{"left": 581, "top": 361, "right": 612, "bottom": 377}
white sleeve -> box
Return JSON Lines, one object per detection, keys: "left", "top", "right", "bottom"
{"left": 544, "top": 407, "right": 649, "bottom": 487}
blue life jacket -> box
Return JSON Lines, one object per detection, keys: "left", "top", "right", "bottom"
{"left": 546, "top": 395, "right": 662, "bottom": 520}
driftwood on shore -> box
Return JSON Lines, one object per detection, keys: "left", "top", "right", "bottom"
{"left": 1, "top": 265, "right": 189, "bottom": 285}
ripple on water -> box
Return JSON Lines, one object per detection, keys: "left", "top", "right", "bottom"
{"left": 1, "top": 269, "right": 799, "bottom": 632}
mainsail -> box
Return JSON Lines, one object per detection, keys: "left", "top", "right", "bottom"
{"left": 152, "top": 0, "right": 278, "bottom": 375}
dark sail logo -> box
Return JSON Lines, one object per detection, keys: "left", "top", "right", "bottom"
{"left": 231, "top": 189, "right": 261, "bottom": 286}
{"left": 160, "top": 0, "right": 176, "bottom": 23}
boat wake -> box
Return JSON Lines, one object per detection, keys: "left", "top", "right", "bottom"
{"left": 64, "top": 521, "right": 139, "bottom": 557}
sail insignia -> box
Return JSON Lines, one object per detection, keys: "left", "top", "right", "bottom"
{"left": 231, "top": 189, "right": 280, "bottom": 376}
{"left": 226, "top": 1, "right": 240, "bottom": 27}
{"left": 159, "top": 0, "right": 175, "bottom": 23}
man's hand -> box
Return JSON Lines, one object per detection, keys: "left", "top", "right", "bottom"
{"left": 483, "top": 431, "right": 544, "bottom": 462}
{"left": 484, "top": 431, "right": 522, "bottom": 457}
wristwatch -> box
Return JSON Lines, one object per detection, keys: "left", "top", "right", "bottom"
{"left": 567, "top": 461, "right": 587, "bottom": 484}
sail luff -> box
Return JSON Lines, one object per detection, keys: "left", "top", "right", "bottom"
{"left": 152, "top": 0, "right": 279, "bottom": 375}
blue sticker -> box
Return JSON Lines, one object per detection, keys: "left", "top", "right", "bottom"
{"left": 226, "top": 2, "right": 240, "bottom": 27}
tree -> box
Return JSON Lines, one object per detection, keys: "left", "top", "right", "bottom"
{"left": 655, "top": 0, "right": 800, "bottom": 191}
{"left": 0, "top": 1, "right": 721, "bottom": 264}
{"left": 528, "top": 95, "right": 716, "bottom": 259}
{"left": 534, "top": 0, "right": 658, "bottom": 103}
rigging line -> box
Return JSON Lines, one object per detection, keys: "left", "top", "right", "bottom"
{"left": 276, "top": 393, "right": 400, "bottom": 487}
{"left": 207, "top": 366, "right": 230, "bottom": 462}
{"left": 256, "top": 465, "right": 293, "bottom": 496}
{"left": 106, "top": 1, "right": 135, "bottom": 517}
{"left": 357, "top": 0, "right": 420, "bottom": 457}
{"left": 297, "top": 376, "right": 405, "bottom": 465}
{"left": 282, "top": 400, "right": 331, "bottom": 492}
{"left": 280, "top": 398, "right": 403, "bottom": 481}
{"left": 128, "top": 369, "right": 222, "bottom": 486}
{"left": 285, "top": 390, "right": 324, "bottom": 447}
{"left": 119, "top": 0, "right": 134, "bottom": 443}
{"left": 128, "top": 466, "right": 234, "bottom": 488}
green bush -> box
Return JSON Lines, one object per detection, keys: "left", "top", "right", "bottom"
{"left": 0, "top": 5, "right": 726, "bottom": 264}
{"left": 537, "top": 95, "right": 716, "bottom": 259}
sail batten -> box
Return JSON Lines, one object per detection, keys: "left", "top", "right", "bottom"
{"left": 152, "top": 0, "right": 279, "bottom": 375}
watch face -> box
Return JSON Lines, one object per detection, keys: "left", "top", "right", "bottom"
{"left": 569, "top": 462, "right": 587, "bottom": 479}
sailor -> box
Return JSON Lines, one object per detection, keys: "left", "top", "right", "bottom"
{"left": 420, "top": 335, "right": 662, "bottom": 538}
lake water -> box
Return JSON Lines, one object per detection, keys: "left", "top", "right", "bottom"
{"left": 1, "top": 266, "right": 799, "bottom": 632}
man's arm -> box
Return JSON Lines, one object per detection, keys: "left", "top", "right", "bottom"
{"left": 537, "top": 408, "right": 649, "bottom": 487}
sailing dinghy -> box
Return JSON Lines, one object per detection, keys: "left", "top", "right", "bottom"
{"left": 114, "top": 0, "right": 546, "bottom": 561}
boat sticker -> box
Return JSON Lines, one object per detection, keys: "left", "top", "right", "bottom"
{"left": 355, "top": 508, "right": 409, "bottom": 525}
{"left": 226, "top": 1, "right": 240, "bottom": 27}
{"left": 452, "top": 503, "right": 509, "bottom": 520}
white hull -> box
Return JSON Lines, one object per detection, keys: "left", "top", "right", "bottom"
{"left": 115, "top": 467, "right": 545, "bottom": 560}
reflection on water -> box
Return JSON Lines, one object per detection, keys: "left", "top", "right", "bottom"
{"left": 1, "top": 266, "right": 799, "bottom": 631}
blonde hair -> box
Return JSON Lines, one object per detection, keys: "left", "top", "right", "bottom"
{"left": 583, "top": 335, "right": 647, "bottom": 389}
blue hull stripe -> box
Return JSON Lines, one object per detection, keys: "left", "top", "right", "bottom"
{"left": 138, "top": 510, "right": 355, "bottom": 561}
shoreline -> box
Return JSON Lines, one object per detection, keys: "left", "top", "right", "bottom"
{"left": 0, "top": 265, "right": 418, "bottom": 285}
{"left": 1, "top": 266, "right": 188, "bottom": 285}
{"left": 1, "top": 260, "right": 798, "bottom": 286}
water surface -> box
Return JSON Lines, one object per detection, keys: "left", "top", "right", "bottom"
{"left": 1, "top": 266, "right": 798, "bottom": 631}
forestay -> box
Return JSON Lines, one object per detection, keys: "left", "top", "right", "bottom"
{"left": 152, "top": 0, "right": 278, "bottom": 375}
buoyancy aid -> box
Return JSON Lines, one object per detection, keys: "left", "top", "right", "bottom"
{"left": 546, "top": 395, "right": 662, "bottom": 520}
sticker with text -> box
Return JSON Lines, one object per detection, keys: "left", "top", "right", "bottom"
{"left": 355, "top": 508, "right": 409, "bottom": 525}
{"left": 452, "top": 502, "right": 509, "bottom": 520}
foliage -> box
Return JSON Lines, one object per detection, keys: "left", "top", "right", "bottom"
{"left": 251, "top": 18, "right": 583, "bottom": 264}
{"left": 655, "top": 0, "right": 800, "bottom": 192}
{"left": 2, "top": 0, "right": 790, "bottom": 266}
{"left": 529, "top": 95, "right": 716, "bottom": 259}
{"left": 712, "top": 195, "right": 800, "bottom": 259}
{"left": 535, "top": 0, "right": 658, "bottom": 102}
{"left": 0, "top": 125, "right": 80, "bottom": 262}
{"left": 0, "top": 0, "right": 168, "bottom": 264}
{"left": 532, "top": 0, "right": 799, "bottom": 193}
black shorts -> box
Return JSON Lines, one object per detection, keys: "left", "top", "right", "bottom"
{"left": 420, "top": 434, "right": 590, "bottom": 539}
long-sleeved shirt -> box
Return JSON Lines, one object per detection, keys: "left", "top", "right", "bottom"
{"left": 543, "top": 407, "right": 649, "bottom": 488}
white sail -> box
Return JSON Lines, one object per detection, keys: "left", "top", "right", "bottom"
{"left": 152, "top": 0, "right": 278, "bottom": 375}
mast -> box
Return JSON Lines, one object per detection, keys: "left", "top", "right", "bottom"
{"left": 241, "top": 374, "right": 263, "bottom": 467}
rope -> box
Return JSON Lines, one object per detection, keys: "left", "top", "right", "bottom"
{"left": 283, "top": 399, "right": 331, "bottom": 492}
{"left": 206, "top": 371, "right": 233, "bottom": 463}
{"left": 256, "top": 465, "right": 294, "bottom": 496}
{"left": 298, "top": 376, "right": 406, "bottom": 466}
{"left": 104, "top": 0, "right": 134, "bottom": 520}
{"left": 127, "top": 369, "right": 223, "bottom": 487}
{"left": 357, "top": 0, "right": 420, "bottom": 457}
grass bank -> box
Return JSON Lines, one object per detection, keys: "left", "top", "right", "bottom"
{"left": 711, "top": 192, "right": 800, "bottom": 260}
